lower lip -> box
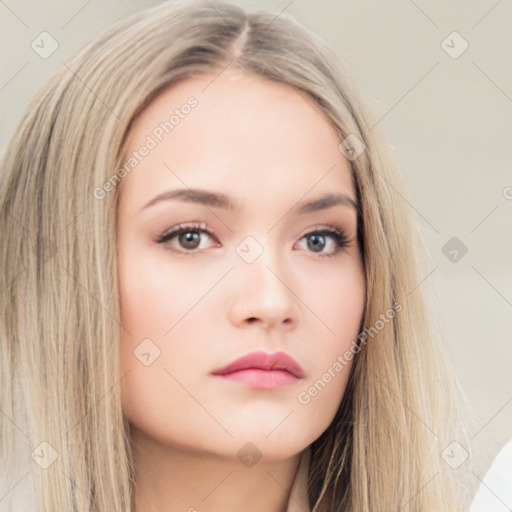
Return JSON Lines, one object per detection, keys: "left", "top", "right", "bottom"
{"left": 213, "top": 369, "right": 300, "bottom": 388}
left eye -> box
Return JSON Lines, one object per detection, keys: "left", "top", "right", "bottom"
{"left": 296, "top": 230, "right": 349, "bottom": 256}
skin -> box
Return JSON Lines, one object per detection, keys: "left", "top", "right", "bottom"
{"left": 117, "top": 71, "right": 366, "bottom": 512}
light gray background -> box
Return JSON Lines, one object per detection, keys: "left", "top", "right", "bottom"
{"left": 1, "top": 0, "right": 511, "bottom": 497}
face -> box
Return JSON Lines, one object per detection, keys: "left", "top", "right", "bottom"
{"left": 117, "top": 71, "right": 366, "bottom": 462}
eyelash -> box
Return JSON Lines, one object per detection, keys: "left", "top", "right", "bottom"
{"left": 155, "top": 222, "right": 352, "bottom": 257}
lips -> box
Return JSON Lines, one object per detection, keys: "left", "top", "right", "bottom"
{"left": 211, "top": 351, "right": 305, "bottom": 379}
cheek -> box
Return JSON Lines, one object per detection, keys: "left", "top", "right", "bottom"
{"left": 306, "top": 258, "right": 366, "bottom": 345}
{"left": 117, "top": 264, "right": 205, "bottom": 439}
{"left": 118, "top": 240, "right": 208, "bottom": 338}
{"left": 294, "top": 261, "right": 365, "bottom": 429}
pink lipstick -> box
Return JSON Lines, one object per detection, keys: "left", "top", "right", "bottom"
{"left": 211, "top": 351, "right": 305, "bottom": 389}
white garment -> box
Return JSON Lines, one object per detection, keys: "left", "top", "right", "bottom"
{"left": 470, "top": 440, "right": 512, "bottom": 512}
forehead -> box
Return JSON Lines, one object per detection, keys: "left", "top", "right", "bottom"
{"left": 120, "top": 71, "right": 355, "bottom": 209}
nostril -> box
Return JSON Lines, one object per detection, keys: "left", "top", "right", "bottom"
{"left": 246, "top": 317, "right": 259, "bottom": 324}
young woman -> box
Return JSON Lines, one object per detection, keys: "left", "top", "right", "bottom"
{"left": 0, "top": 1, "right": 474, "bottom": 510}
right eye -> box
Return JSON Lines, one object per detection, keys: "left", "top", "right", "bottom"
{"left": 156, "top": 223, "right": 220, "bottom": 253}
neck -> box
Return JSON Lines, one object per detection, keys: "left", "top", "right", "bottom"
{"left": 130, "top": 429, "right": 306, "bottom": 512}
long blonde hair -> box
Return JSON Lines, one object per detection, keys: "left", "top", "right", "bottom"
{"left": 0, "top": 1, "right": 474, "bottom": 510}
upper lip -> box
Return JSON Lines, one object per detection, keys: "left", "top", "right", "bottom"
{"left": 212, "top": 351, "right": 305, "bottom": 379}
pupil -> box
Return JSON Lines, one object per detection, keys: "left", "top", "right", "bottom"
{"left": 308, "top": 234, "right": 325, "bottom": 252}
{"left": 179, "top": 231, "right": 200, "bottom": 249}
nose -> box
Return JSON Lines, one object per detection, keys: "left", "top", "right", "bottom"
{"left": 228, "top": 252, "right": 300, "bottom": 331}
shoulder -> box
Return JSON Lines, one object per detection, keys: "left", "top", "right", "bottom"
{"left": 470, "top": 439, "right": 512, "bottom": 512}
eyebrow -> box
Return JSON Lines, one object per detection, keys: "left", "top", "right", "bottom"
{"left": 142, "top": 189, "right": 234, "bottom": 211}
{"left": 141, "top": 188, "right": 358, "bottom": 214}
